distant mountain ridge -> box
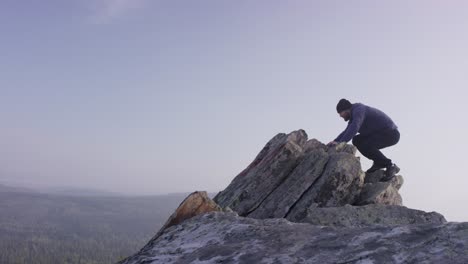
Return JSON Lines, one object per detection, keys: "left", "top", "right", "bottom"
{"left": 41, "top": 186, "right": 124, "bottom": 196}
{"left": 0, "top": 181, "right": 124, "bottom": 196}
{"left": 0, "top": 183, "right": 36, "bottom": 193}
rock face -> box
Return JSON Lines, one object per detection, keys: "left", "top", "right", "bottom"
{"left": 357, "top": 170, "right": 404, "bottom": 206}
{"left": 120, "top": 191, "right": 224, "bottom": 263}
{"left": 214, "top": 129, "right": 403, "bottom": 221}
{"left": 301, "top": 204, "right": 446, "bottom": 227}
{"left": 213, "top": 130, "right": 308, "bottom": 217}
{"left": 118, "top": 130, "right": 461, "bottom": 264}
{"left": 120, "top": 212, "right": 467, "bottom": 264}
{"left": 153, "top": 191, "right": 222, "bottom": 237}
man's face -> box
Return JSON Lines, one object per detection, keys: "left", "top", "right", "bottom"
{"left": 339, "top": 110, "right": 351, "bottom": 122}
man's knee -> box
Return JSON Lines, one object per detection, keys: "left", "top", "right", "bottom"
{"left": 352, "top": 135, "right": 371, "bottom": 154}
{"left": 352, "top": 136, "right": 362, "bottom": 147}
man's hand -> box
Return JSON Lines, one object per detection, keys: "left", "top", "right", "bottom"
{"left": 327, "top": 141, "right": 338, "bottom": 147}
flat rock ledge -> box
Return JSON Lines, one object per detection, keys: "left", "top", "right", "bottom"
{"left": 119, "top": 212, "right": 467, "bottom": 264}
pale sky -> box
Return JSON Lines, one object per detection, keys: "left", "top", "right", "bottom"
{"left": 1, "top": 1, "right": 468, "bottom": 221}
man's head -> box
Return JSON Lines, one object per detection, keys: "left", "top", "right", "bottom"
{"left": 336, "top": 98, "right": 352, "bottom": 121}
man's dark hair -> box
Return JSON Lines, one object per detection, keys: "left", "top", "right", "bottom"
{"left": 336, "top": 98, "right": 352, "bottom": 113}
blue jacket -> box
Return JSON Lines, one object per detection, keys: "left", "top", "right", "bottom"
{"left": 334, "top": 103, "right": 398, "bottom": 143}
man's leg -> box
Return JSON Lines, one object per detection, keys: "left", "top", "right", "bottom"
{"left": 352, "top": 129, "right": 400, "bottom": 167}
{"left": 353, "top": 134, "right": 387, "bottom": 173}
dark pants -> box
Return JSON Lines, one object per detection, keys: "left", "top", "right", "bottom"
{"left": 352, "top": 128, "right": 400, "bottom": 166}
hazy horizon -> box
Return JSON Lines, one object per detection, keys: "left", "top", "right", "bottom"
{"left": 2, "top": 1, "right": 468, "bottom": 221}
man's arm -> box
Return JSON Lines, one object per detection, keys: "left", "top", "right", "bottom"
{"left": 334, "top": 127, "right": 348, "bottom": 142}
{"left": 328, "top": 128, "right": 347, "bottom": 146}
{"left": 335, "top": 107, "right": 366, "bottom": 143}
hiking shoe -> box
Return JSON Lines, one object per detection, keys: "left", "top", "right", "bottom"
{"left": 366, "top": 163, "right": 386, "bottom": 173}
{"left": 382, "top": 163, "right": 400, "bottom": 181}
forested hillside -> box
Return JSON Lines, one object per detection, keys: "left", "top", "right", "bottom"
{"left": 0, "top": 187, "right": 187, "bottom": 264}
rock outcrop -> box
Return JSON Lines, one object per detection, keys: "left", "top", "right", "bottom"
{"left": 214, "top": 129, "right": 404, "bottom": 221}
{"left": 301, "top": 204, "right": 445, "bottom": 227}
{"left": 118, "top": 130, "right": 463, "bottom": 264}
{"left": 153, "top": 191, "right": 222, "bottom": 238}
{"left": 119, "top": 212, "right": 466, "bottom": 264}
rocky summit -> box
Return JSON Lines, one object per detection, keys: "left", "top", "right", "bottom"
{"left": 118, "top": 130, "right": 468, "bottom": 264}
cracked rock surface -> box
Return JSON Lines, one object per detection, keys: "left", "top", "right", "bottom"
{"left": 119, "top": 212, "right": 467, "bottom": 264}
{"left": 214, "top": 129, "right": 405, "bottom": 220}
{"left": 118, "top": 130, "right": 457, "bottom": 264}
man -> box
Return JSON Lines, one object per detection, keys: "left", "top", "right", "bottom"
{"left": 327, "top": 99, "right": 400, "bottom": 181}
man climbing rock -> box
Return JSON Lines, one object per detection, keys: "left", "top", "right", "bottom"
{"left": 327, "top": 99, "right": 400, "bottom": 181}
